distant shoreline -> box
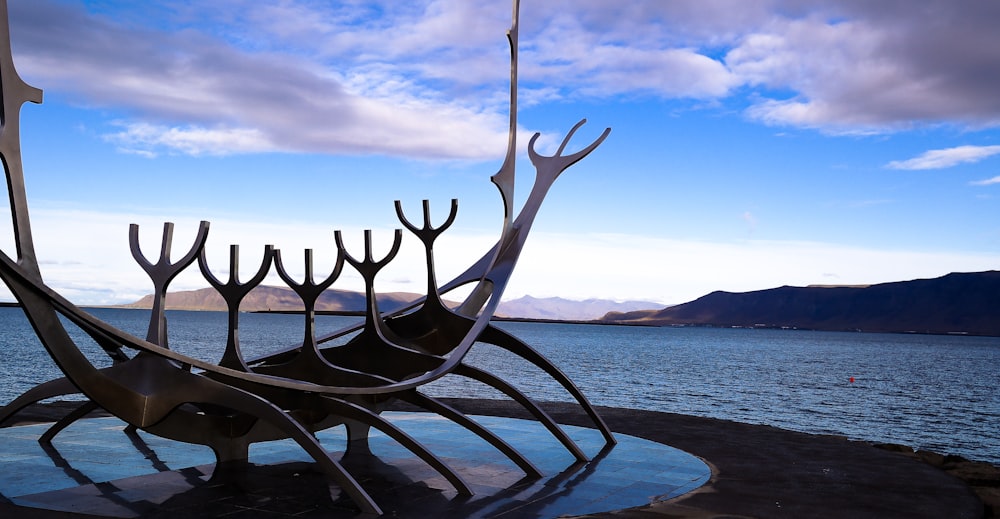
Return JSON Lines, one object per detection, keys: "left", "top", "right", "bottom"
{"left": 3, "top": 303, "right": 996, "bottom": 336}
{"left": 66, "top": 305, "right": 655, "bottom": 326}
{"left": 253, "top": 310, "right": 656, "bottom": 326}
{"left": 103, "top": 307, "right": 1000, "bottom": 336}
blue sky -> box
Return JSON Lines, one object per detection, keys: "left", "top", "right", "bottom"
{"left": 3, "top": 0, "right": 1000, "bottom": 306}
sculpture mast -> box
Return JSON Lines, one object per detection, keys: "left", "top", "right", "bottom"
{"left": 459, "top": 0, "right": 521, "bottom": 315}
{"left": 0, "top": 0, "right": 44, "bottom": 278}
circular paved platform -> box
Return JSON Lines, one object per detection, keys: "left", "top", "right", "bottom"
{"left": 0, "top": 412, "right": 709, "bottom": 518}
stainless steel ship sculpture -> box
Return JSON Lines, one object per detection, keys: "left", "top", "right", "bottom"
{"left": 0, "top": 0, "right": 612, "bottom": 515}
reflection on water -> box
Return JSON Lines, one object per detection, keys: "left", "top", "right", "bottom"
{"left": 1, "top": 307, "right": 997, "bottom": 464}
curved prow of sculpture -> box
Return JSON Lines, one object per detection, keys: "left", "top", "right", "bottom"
{"left": 447, "top": 120, "right": 610, "bottom": 319}
{"left": 452, "top": 0, "right": 609, "bottom": 318}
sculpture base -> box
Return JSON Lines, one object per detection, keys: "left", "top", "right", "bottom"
{"left": 0, "top": 412, "right": 708, "bottom": 518}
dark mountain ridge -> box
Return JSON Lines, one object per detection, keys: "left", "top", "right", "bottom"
{"left": 602, "top": 271, "right": 1000, "bottom": 336}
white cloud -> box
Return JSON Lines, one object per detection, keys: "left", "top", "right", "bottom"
{"left": 10, "top": 2, "right": 514, "bottom": 159}
{"left": 106, "top": 123, "right": 276, "bottom": 157}
{"left": 886, "top": 145, "right": 1000, "bottom": 170}
{"left": 572, "top": 46, "right": 737, "bottom": 99}
{"left": 970, "top": 176, "right": 1000, "bottom": 187}
{"left": 522, "top": 11, "right": 739, "bottom": 100}
{"left": 729, "top": 18, "right": 919, "bottom": 133}
{"left": 727, "top": 1, "right": 1000, "bottom": 132}
{"left": 9, "top": 0, "right": 1000, "bottom": 156}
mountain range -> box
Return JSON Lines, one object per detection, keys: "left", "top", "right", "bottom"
{"left": 119, "top": 286, "right": 660, "bottom": 321}
{"left": 121, "top": 286, "right": 420, "bottom": 314}
{"left": 601, "top": 271, "right": 1000, "bottom": 336}
{"left": 118, "top": 271, "right": 1000, "bottom": 336}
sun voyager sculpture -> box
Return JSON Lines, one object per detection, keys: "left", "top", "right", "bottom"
{"left": 0, "top": 0, "right": 614, "bottom": 515}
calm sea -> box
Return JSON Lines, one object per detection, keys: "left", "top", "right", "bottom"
{"left": 1, "top": 307, "right": 997, "bottom": 464}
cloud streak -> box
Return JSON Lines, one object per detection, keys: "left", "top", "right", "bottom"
{"left": 886, "top": 145, "right": 1000, "bottom": 171}
{"left": 970, "top": 176, "right": 1000, "bottom": 187}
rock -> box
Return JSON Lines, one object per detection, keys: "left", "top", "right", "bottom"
{"left": 873, "top": 442, "right": 914, "bottom": 453}
{"left": 945, "top": 461, "right": 1000, "bottom": 487}
{"left": 916, "top": 449, "right": 946, "bottom": 467}
{"left": 942, "top": 453, "right": 973, "bottom": 468}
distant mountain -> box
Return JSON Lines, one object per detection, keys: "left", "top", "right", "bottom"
{"left": 120, "top": 285, "right": 421, "bottom": 313}
{"left": 119, "top": 287, "right": 663, "bottom": 321}
{"left": 496, "top": 295, "right": 663, "bottom": 321}
{"left": 601, "top": 271, "right": 1000, "bottom": 336}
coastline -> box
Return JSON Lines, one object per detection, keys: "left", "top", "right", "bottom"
{"left": 82, "top": 305, "right": 1000, "bottom": 336}
{"left": 1, "top": 399, "right": 994, "bottom": 518}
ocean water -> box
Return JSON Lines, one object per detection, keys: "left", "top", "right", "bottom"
{"left": 1, "top": 307, "right": 997, "bottom": 464}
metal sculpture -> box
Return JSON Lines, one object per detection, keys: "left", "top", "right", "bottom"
{"left": 0, "top": 0, "right": 613, "bottom": 515}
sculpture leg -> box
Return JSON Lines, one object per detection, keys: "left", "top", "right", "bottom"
{"left": 0, "top": 376, "right": 81, "bottom": 426}
{"left": 208, "top": 435, "right": 252, "bottom": 466}
{"left": 164, "top": 380, "right": 382, "bottom": 516}
{"left": 322, "top": 397, "right": 473, "bottom": 496}
{"left": 479, "top": 325, "right": 617, "bottom": 446}
{"left": 454, "top": 363, "right": 588, "bottom": 463}
{"left": 39, "top": 400, "right": 100, "bottom": 444}
{"left": 343, "top": 418, "right": 374, "bottom": 455}
{"left": 398, "top": 390, "right": 543, "bottom": 479}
